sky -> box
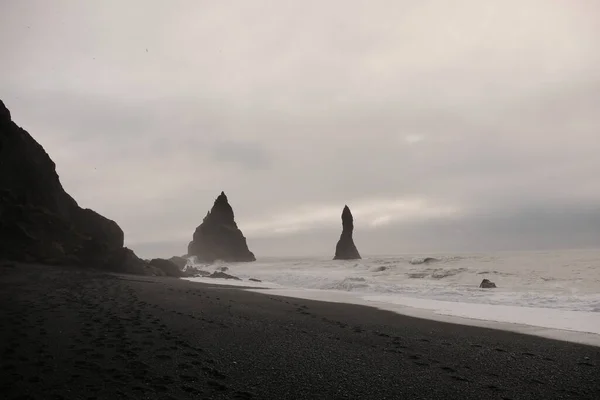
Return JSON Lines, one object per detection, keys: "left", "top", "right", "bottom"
{"left": 2, "top": 1, "right": 600, "bottom": 258}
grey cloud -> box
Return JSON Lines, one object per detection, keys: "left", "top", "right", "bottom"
{"left": 210, "top": 140, "right": 272, "bottom": 170}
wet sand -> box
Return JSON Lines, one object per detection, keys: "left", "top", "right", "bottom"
{"left": 1, "top": 262, "right": 599, "bottom": 399}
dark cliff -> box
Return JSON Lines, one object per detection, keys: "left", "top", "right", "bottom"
{"left": 0, "top": 99, "right": 149, "bottom": 273}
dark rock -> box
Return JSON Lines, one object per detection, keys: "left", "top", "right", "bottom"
{"left": 180, "top": 265, "right": 208, "bottom": 278}
{"left": 168, "top": 256, "right": 188, "bottom": 269}
{"left": 216, "top": 266, "right": 229, "bottom": 272}
{"left": 208, "top": 271, "right": 241, "bottom": 280}
{"left": 149, "top": 258, "right": 182, "bottom": 277}
{"left": 0, "top": 100, "right": 10, "bottom": 121}
{"left": 248, "top": 278, "right": 262, "bottom": 283}
{"left": 479, "top": 279, "right": 497, "bottom": 288}
{"left": 0, "top": 99, "right": 145, "bottom": 273}
{"left": 333, "top": 205, "right": 361, "bottom": 260}
{"left": 107, "top": 248, "right": 155, "bottom": 275}
{"left": 188, "top": 192, "right": 255, "bottom": 263}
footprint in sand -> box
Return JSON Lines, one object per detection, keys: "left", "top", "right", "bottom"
{"left": 202, "top": 366, "right": 228, "bottom": 380}
{"left": 181, "top": 385, "right": 203, "bottom": 395}
{"left": 450, "top": 375, "right": 470, "bottom": 382}
{"left": 151, "top": 383, "right": 169, "bottom": 392}
{"left": 485, "top": 384, "right": 503, "bottom": 392}
{"left": 233, "top": 390, "right": 254, "bottom": 399}
{"left": 577, "top": 361, "right": 595, "bottom": 367}
{"left": 179, "top": 374, "right": 198, "bottom": 383}
{"left": 208, "top": 380, "right": 228, "bottom": 391}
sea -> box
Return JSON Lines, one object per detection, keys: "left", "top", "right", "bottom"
{"left": 186, "top": 248, "right": 600, "bottom": 345}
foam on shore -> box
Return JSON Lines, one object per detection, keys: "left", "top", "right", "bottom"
{"left": 187, "top": 276, "right": 600, "bottom": 347}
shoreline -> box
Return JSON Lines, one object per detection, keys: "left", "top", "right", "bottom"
{"left": 185, "top": 277, "right": 600, "bottom": 347}
{"left": 2, "top": 263, "right": 599, "bottom": 399}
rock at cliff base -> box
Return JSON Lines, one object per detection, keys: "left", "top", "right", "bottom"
{"left": 187, "top": 192, "right": 255, "bottom": 263}
{"left": 168, "top": 256, "right": 188, "bottom": 269}
{"left": 106, "top": 248, "right": 152, "bottom": 275}
{"left": 149, "top": 258, "right": 183, "bottom": 277}
{"left": 333, "top": 205, "right": 361, "bottom": 260}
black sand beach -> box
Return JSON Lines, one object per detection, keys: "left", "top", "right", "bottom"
{"left": 1, "top": 263, "right": 599, "bottom": 400}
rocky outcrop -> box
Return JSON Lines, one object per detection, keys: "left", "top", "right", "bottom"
{"left": 479, "top": 279, "right": 497, "bottom": 288}
{"left": 189, "top": 269, "right": 211, "bottom": 277}
{"left": 187, "top": 192, "right": 255, "bottom": 263}
{"left": 333, "top": 205, "right": 361, "bottom": 260}
{"left": 106, "top": 247, "right": 153, "bottom": 275}
{"left": 208, "top": 271, "right": 241, "bottom": 280}
{"left": 148, "top": 258, "right": 182, "bottom": 277}
{"left": 0, "top": 99, "right": 145, "bottom": 273}
{"left": 168, "top": 256, "right": 188, "bottom": 269}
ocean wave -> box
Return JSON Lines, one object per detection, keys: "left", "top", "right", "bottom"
{"left": 409, "top": 257, "right": 440, "bottom": 265}
{"left": 187, "top": 250, "right": 600, "bottom": 313}
{"left": 371, "top": 266, "right": 389, "bottom": 272}
{"left": 323, "top": 277, "right": 369, "bottom": 291}
{"left": 430, "top": 268, "right": 468, "bottom": 279}
{"left": 408, "top": 255, "right": 468, "bottom": 265}
{"left": 476, "top": 270, "right": 516, "bottom": 277}
{"left": 407, "top": 267, "right": 468, "bottom": 279}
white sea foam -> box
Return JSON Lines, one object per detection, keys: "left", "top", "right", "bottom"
{"left": 185, "top": 249, "right": 600, "bottom": 345}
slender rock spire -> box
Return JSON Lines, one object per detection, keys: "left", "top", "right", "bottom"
{"left": 333, "top": 205, "right": 361, "bottom": 260}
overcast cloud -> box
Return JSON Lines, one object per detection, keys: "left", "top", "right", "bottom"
{"left": 2, "top": 1, "right": 599, "bottom": 258}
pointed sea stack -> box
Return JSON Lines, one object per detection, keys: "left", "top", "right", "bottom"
{"left": 188, "top": 192, "right": 255, "bottom": 263}
{"left": 333, "top": 205, "right": 361, "bottom": 260}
